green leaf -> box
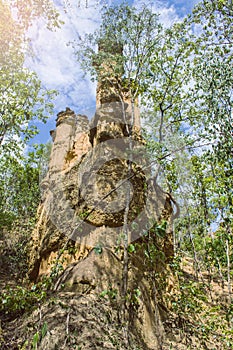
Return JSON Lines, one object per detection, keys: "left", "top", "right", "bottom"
{"left": 128, "top": 244, "right": 136, "bottom": 253}
{"left": 32, "top": 332, "right": 40, "bottom": 350}
{"left": 41, "top": 322, "right": 48, "bottom": 339}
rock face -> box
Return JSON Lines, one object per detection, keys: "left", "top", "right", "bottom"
{"left": 28, "top": 103, "right": 173, "bottom": 279}
{"left": 28, "top": 45, "right": 174, "bottom": 349}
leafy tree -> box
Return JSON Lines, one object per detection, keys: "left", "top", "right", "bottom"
{"left": 7, "top": 0, "right": 62, "bottom": 30}
{"left": 148, "top": 0, "right": 233, "bottom": 300}
{"left": 0, "top": 1, "right": 58, "bottom": 286}
{"left": 74, "top": 4, "right": 163, "bottom": 104}
{"left": 0, "top": 0, "right": 57, "bottom": 160}
{"left": 0, "top": 0, "right": 60, "bottom": 227}
{"left": 141, "top": 0, "right": 232, "bottom": 223}
{"left": 0, "top": 146, "right": 47, "bottom": 228}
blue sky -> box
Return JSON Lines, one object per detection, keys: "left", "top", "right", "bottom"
{"left": 27, "top": 0, "right": 201, "bottom": 145}
{"left": 166, "top": 0, "right": 199, "bottom": 16}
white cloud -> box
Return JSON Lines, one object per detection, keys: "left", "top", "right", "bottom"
{"left": 152, "top": 1, "right": 180, "bottom": 27}
{"left": 25, "top": 0, "right": 102, "bottom": 118}
{"left": 134, "top": 0, "right": 180, "bottom": 27}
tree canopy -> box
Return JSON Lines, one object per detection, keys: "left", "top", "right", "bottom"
{"left": 0, "top": 0, "right": 58, "bottom": 229}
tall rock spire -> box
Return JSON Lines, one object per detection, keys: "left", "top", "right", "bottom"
{"left": 27, "top": 34, "right": 174, "bottom": 350}
{"left": 90, "top": 39, "right": 141, "bottom": 146}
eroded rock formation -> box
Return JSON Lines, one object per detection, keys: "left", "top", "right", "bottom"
{"left": 27, "top": 44, "right": 175, "bottom": 349}
{"left": 28, "top": 103, "right": 173, "bottom": 278}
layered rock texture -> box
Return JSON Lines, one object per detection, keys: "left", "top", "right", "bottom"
{"left": 27, "top": 45, "right": 175, "bottom": 349}
{"left": 29, "top": 76, "right": 174, "bottom": 279}
{"left": 28, "top": 103, "right": 174, "bottom": 275}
